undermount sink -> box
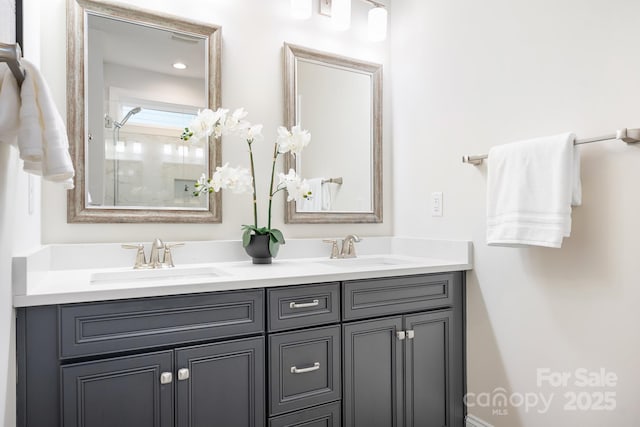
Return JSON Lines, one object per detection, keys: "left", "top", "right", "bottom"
{"left": 90, "top": 266, "right": 227, "bottom": 284}
{"left": 316, "top": 256, "right": 414, "bottom": 268}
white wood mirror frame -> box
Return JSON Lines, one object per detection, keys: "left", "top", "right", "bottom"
{"left": 66, "top": 0, "right": 221, "bottom": 223}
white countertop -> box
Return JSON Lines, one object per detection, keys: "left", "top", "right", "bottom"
{"left": 12, "top": 237, "right": 472, "bottom": 307}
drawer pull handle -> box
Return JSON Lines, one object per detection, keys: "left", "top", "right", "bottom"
{"left": 289, "top": 299, "right": 320, "bottom": 309}
{"left": 160, "top": 372, "right": 173, "bottom": 384}
{"left": 290, "top": 362, "right": 320, "bottom": 374}
{"left": 177, "top": 368, "right": 190, "bottom": 381}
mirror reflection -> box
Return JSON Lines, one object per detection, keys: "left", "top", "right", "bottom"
{"left": 67, "top": 0, "right": 221, "bottom": 223}
{"left": 284, "top": 43, "right": 382, "bottom": 223}
{"left": 86, "top": 14, "right": 207, "bottom": 209}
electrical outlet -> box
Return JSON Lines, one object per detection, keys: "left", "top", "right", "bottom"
{"left": 319, "top": 0, "right": 332, "bottom": 16}
{"left": 431, "top": 192, "right": 443, "bottom": 217}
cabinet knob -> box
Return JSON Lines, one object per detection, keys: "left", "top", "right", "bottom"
{"left": 177, "top": 368, "right": 190, "bottom": 381}
{"left": 160, "top": 372, "right": 173, "bottom": 384}
{"left": 406, "top": 330, "right": 415, "bottom": 339}
{"left": 396, "top": 331, "right": 406, "bottom": 340}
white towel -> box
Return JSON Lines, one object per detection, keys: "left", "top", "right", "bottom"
{"left": 299, "top": 177, "right": 324, "bottom": 212}
{"left": 18, "top": 60, "right": 75, "bottom": 189}
{"left": 321, "top": 179, "right": 332, "bottom": 211}
{"left": 486, "top": 132, "right": 581, "bottom": 248}
{"left": 0, "top": 65, "right": 20, "bottom": 145}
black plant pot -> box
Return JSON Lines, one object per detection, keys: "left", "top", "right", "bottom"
{"left": 244, "top": 234, "right": 273, "bottom": 264}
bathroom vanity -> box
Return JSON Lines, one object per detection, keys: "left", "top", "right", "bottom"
{"left": 13, "top": 238, "right": 471, "bottom": 427}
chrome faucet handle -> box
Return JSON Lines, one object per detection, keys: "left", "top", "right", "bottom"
{"left": 322, "top": 239, "right": 340, "bottom": 259}
{"left": 340, "top": 234, "right": 362, "bottom": 258}
{"left": 162, "top": 243, "right": 184, "bottom": 268}
{"left": 149, "top": 238, "right": 165, "bottom": 268}
{"left": 121, "top": 244, "right": 148, "bottom": 269}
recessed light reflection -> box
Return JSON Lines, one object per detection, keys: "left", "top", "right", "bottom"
{"left": 173, "top": 62, "right": 187, "bottom": 70}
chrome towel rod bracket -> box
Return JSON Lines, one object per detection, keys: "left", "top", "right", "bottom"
{"left": 462, "top": 128, "right": 640, "bottom": 165}
{"left": 0, "top": 42, "right": 26, "bottom": 87}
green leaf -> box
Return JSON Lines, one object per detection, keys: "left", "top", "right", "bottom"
{"left": 268, "top": 239, "right": 280, "bottom": 257}
{"left": 269, "top": 228, "right": 285, "bottom": 244}
{"left": 242, "top": 228, "right": 252, "bottom": 247}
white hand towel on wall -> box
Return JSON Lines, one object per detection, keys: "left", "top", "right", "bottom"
{"left": 298, "top": 177, "right": 324, "bottom": 212}
{"left": 0, "top": 65, "right": 20, "bottom": 145}
{"left": 486, "top": 132, "right": 581, "bottom": 248}
{"left": 18, "top": 60, "right": 75, "bottom": 189}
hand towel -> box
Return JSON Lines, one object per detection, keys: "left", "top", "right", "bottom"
{"left": 18, "top": 60, "right": 75, "bottom": 188}
{"left": 486, "top": 132, "right": 581, "bottom": 248}
{"left": 298, "top": 177, "right": 324, "bottom": 212}
{"left": 321, "top": 179, "right": 332, "bottom": 211}
{"left": 0, "top": 65, "right": 20, "bottom": 145}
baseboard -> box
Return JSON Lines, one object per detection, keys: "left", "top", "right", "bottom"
{"left": 466, "top": 414, "right": 494, "bottom": 427}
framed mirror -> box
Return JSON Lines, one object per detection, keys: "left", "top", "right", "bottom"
{"left": 67, "top": 0, "right": 221, "bottom": 223}
{"left": 283, "top": 43, "right": 382, "bottom": 224}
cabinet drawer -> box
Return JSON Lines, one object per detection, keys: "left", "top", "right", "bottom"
{"left": 269, "top": 401, "right": 341, "bottom": 427}
{"left": 59, "top": 290, "right": 264, "bottom": 359}
{"left": 268, "top": 283, "right": 340, "bottom": 332}
{"left": 343, "top": 273, "right": 454, "bottom": 320}
{"left": 269, "top": 325, "right": 341, "bottom": 415}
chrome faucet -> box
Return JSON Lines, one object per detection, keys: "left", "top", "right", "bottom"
{"left": 340, "top": 234, "right": 361, "bottom": 258}
{"left": 323, "top": 235, "right": 362, "bottom": 259}
{"left": 122, "top": 238, "right": 184, "bottom": 269}
{"left": 149, "top": 238, "right": 165, "bottom": 268}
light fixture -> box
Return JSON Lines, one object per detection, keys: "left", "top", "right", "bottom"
{"left": 367, "top": 6, "right": 387, "bottom": 41}
{"left": 172, "top": 62, "right": 187, "bottom": 70}
{"left": 308, "top": 0, "right": 387, "bottom": 40}
{"left": 290, "top": 0, "right": 312, "bottom": 20}
{"left": 331, "top": 0, "right": 351, "bottom": 31}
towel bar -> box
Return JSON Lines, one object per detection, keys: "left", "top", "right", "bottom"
{"left": 322, "top": 177, "right": 343, "bottom": 185}
{"left": 462, "top": 128, "right": 640, "bottom": 165}
{"left": 0, "top": 42, "right": 26, "bottom": 87}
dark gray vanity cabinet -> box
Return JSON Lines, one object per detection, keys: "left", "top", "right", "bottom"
{"left": 267, "top": 284, "right": 342, "bottom": 425}
{"left": 17, "top": 272, "right": 465, "bottom": 427}
{"left": 342, "top": 273, "right": 465, "bottom": 427}
{"left": 17, "top": 290, "right": 265, "bottom": 427}
{"left": 175, "top": 338, "right": 265, "bottom": 427}
{"left": 61, "top": 351, "right": 175, "bottom": 427}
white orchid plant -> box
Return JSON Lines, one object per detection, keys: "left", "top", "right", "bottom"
{"left": 181, "top": 107, "right": 312, "bottom": 256}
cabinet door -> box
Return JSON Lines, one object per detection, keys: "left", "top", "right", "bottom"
{"left": 176, "top": 337, "right": 265, "bottom": 427}
{"left": 61, "top": 351, "right": 174, "bottom": 427}
{"left": 343, "top": 317, "right": 404, "bottom": 427}
{"left": 404, "top": 310, "right": 453, "bottom": 427}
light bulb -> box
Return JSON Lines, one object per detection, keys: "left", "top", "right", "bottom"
{"left": 331, "top": 0, "right": 351, "bottom": 31}
{"left": 368, "top": 7, "right": 387, "bottom": 41}
{"left": 291, "top": 0, "right": 312, "bottom": 20}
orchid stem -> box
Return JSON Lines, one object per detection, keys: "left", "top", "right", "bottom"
{"left": 248, "top": 141, "right": 258, "bottom": 228}
{"left": 267, "top": 143, "right": 279, "bottom": 230}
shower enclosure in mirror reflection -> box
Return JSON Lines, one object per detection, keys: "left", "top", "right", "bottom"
{"left": 283, "top": 43, "right": 382, "bottom": 223}
{"left": 67, "top": 0, "right": 221, "bottom": 223}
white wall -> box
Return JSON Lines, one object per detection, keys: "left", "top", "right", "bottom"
{"left": 392, "top": 0, "right": 640, "bottom": 426}
{"left": 39, "top": 0, "right": 392, "bottom": 244}
{"left": 0, "top": 0, "right": 43, "bottom": 424}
